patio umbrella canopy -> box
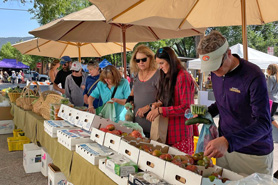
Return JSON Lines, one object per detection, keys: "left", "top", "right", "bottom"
{"left": 12, "top": 38, "right": 137, "bottom": 61}
{"left": 29, "top": 5, "right": 206, "bottom": 77}
{"left": 90, "top": 0, "right": 278, "bottom": 60}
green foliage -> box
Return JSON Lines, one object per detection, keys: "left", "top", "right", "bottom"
{"left": 0, "top": 42, "right": 52, "bottom": 70}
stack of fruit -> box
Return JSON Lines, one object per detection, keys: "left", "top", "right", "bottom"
{"left": 142, "top": 149, "right": 214, "bottom": 175}
{"left": 99, "top": 124, "right": 143, "bottom": 138}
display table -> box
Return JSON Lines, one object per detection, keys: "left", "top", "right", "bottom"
{"left": 11, "top": 104, "right": 116, "bottom": 185}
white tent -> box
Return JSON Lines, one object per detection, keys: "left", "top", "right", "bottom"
{"left": 188, "top": 43, "right": 278, "bottom": 70}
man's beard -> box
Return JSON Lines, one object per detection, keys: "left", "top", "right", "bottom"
{"left": 63, "top": 66, "right": 69, "bottom": 72}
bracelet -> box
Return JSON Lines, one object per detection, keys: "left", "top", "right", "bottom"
{"left": 88, "top": 106, "right": 94, "bottom": 109}
{"left": 157, "top": 108, "right": 161, "bottom": 115}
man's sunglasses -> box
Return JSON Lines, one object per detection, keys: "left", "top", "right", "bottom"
{"left": 219, "top": 51, "right": 228, "bottom": 68}
{"left": 135, "top": 57, "right": 147, "bottom": 63}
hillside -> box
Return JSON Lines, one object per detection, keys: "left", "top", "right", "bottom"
{"left": 0, "top": 37, "right": 34, "bottom": 49}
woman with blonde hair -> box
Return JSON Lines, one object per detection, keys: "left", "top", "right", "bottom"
{"left": 49, "top": 59, "right": 60, "bottom": 90}
{"left": 267, "top": 64, "right": 278, "bottom": 132}
{"left": 88, "top": 65, "right": 130, "bottom": 122}
{"left": 127, "top": 45, "right": 159, "bottom": 137}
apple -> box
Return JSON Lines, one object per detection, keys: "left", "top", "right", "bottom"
{"left": 164, "top": 154, "right": 173, "bottom": 162}
{"left": 111, "top": 130, "right": 121, "bottom": 136}
{"left": 100, "top": 128, "right": 109, "bottom": 132}
{"left": 106, "top": 124, "right": 115, "bottom": 131}
{"left": 130, "top": 130, "right": 142, "bottom": 138}
{"left": 152, "top": 149, "right": 162, "bottom": 157}
{"left": 185, "top": 165, "right": 199, "bottom": 173}
{"left": 173, "top": 155, "right": 182, "bottom": 162}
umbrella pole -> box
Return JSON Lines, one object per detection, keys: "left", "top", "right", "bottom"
{"left": 78, "top": 44, "right": 81, "bottom": 62}
{"left": 122, "top": 26, "right": 127, "bottom": 78}
{"left": 241, "top": 0, "right": 248, "bottom": 60}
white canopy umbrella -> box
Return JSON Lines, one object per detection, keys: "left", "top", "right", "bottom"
{"left": 188, "top": 43, "right": 278, "bottom": 70}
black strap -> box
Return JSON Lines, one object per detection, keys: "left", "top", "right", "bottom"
{"left": 111, "top": 86, "right": 118, "bottom": 99}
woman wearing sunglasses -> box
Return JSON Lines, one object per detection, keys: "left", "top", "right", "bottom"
{"left": 127, "top": 45, "right": 159, "bottom": 137}
{"left": 146, "top": 47, "right": 195, "bottom": 154}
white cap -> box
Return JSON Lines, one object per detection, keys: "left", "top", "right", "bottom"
{"left": 70, "top": 61, "right": 82, "bottom": 71}
{"left": 200, "top": 40, "right": 229, "bottom": 72}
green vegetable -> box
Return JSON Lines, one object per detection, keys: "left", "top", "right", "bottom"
{"left": 208, "top": 175, "right": 216, "bottom": 182}
{"left": 190, "top": 104, "right": 207, "bottom": 115}
{"left": 185, "top": 116, "right": 211, "bottom": 125}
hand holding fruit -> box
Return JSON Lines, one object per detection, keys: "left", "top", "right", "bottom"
{"left": 204, "top": 136, "right": 229, "bottom": 158}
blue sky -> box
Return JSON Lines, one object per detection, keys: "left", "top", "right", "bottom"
{"left": 0, "top": 1, "right": 40, "bottom": 37}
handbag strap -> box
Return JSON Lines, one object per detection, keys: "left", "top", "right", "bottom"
{"left": 111, "top": 86, "right": 118, "bottom": 99}
{"left": 87, "top": 79, "right": 100, "bottom": 95}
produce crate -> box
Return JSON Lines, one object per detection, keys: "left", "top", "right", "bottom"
{"left": 13, "top": 129, "right": 25, "bottom": 137}
{"left": 194, "top": 136, "right": 216, "bottom": 165}
{"left": 7, "top": 136, "right": 31, "bottom": 152}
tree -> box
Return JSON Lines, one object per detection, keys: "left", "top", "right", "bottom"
{"left": 0, "top": 42, "right": 52, "bottom": 70}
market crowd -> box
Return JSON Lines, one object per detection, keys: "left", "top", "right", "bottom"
{"left": 49, "top": 31, "right": 276, "bottom": 177}
{"left": 0, "top": 70, "right": 25, "bottom": 84}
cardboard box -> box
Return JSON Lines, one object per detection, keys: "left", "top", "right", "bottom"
{"left": 90, "top": 127, "right": 106, "bottom": 145}
{"left": 99, "top": 158, "right": 128, "bottom": 185}
{"left": 76, "top": 142, "right": 114, "bottom": 165}
{"left": 48, "top": 163, "right": 67, "bottom": 185}
{"left": 128, "top": 171, "right": 171, "bottom": 185}
{"left": 23, "top": 143, "right": 42, "bottom": 173}
{"left": 200, "top": 167, "right": 243, "bottom": 185}
{"left": 105, "top": 154, "right": 138, "bottom": 177}
{"left": 41, "top": 147, "right": 53, "bottom": 177}
{"left": 0, "top": 120, "right": 14, "bottom": 134}
{"left": 0, "top": 106, "right": 13, "bottom": 120}
{"left": 92, "top": 116, "right": 133, "bottom": 134}
{"left": 103, "top": 132, "right": 122, "bottom": 152}
{"left": 118, "top": 140, "right": 141, "bottom": 164}
{"left": 163, "top": 162, "right": 243, "bottom": 185}
{"left": 80, "top": 111, "right": 95, "bottom": 131}
{"left": 57, "top": 129, "right": 92, "bottom": 150}
{"left": 57, "top": 104, "right": 70, "bottom": 121}
{"left": 138, "top": 150, "right": 166, "bottom": 178}
{"left": 44, "top": 120, "right": 76, "bottom": 138}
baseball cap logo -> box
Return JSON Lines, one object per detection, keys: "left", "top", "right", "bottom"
{"left": 202, "top": 55, "right": 210, "bottom": 61}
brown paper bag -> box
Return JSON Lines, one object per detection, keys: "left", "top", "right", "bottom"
{"left": 150, "top": 115, "right": 168, "bottom": 143}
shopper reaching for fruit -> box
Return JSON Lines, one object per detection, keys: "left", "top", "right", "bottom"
{"left": 126, "top": 45, "right": 160, "bottom": 138}
{"left": 197, "top": 31, "right": 273, "bottom": 175}
{"left": 88, "top": 65, "right": 130, "bottom": 122}
{"left": 146, "top": 47, "right": 195, "bottom": 155}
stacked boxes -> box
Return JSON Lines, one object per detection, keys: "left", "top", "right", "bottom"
{"left": 23, "top": 143, "right": 42, "bottom": 173}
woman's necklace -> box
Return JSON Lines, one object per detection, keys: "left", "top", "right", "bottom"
{"left": 140, "top": 70, "right": 150, "bottom": 82}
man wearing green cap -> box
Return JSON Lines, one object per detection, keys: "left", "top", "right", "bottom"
{"left": 197, "top": 30, "right": 273, "bottom": 175}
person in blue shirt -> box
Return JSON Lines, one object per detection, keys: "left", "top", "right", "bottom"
{"left": 83, "top": 60, "right": 103, "bottom": 110}
{"left": 88, "top": 65, "right": 130, "bottom": 122}
{"left": 197, "top": 31, "right": 273, "bottom": 175}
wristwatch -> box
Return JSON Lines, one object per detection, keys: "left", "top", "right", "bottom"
{"left": 149, "top": 103, "right": 152, "bottom": 110}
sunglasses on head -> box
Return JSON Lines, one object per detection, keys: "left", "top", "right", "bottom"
{"left": 135, "top": 57, "right": 147, "bottom": 63}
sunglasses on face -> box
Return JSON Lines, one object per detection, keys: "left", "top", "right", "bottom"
{"left": 219, "top": 51, "right": 228, "bottom": 68}
{"left": 135, "top": 57, "right": 147, "bottom": 63}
